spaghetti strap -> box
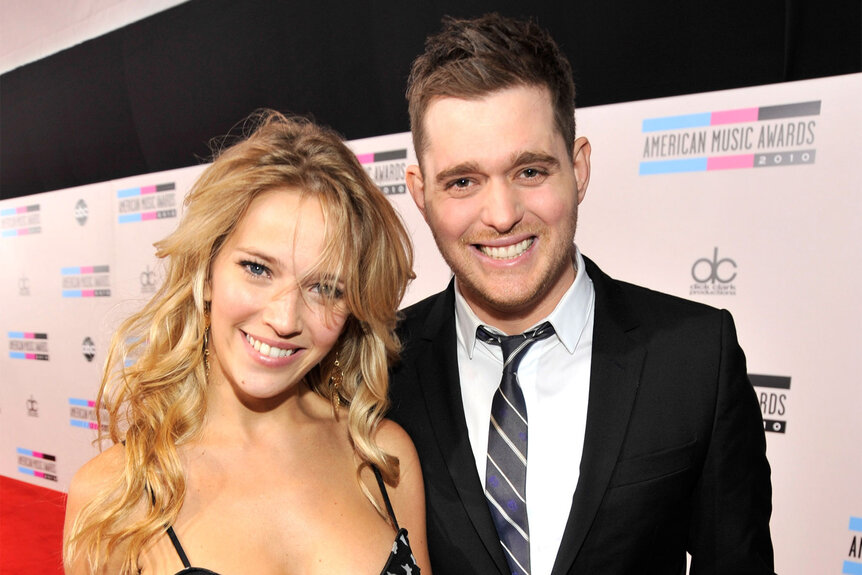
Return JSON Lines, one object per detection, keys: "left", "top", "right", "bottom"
{"left": 142, "top": 472, "right": 192, "bottom": 570}
{"left": 371, "top": 465, "right": 400, "bottom": 530}
{"left": 165, "top": 525, "right": 192, "bottom": 568}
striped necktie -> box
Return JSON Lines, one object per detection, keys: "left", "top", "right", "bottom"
{"left": 476, "top": 321, "right": 555, "bottom": 575}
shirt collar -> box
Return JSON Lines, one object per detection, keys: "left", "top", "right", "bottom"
{"left": 455, "top": 246, "right": 594, "bottom": 358}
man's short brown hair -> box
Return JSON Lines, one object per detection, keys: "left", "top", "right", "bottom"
{"left": 406, "top": 13, "right": 577, "bottom": 164}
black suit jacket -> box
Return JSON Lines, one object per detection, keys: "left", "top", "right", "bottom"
{"left": 388, "top": 256, "right": 775, "bottom": 575}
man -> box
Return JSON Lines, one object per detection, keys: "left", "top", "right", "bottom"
{"left": 387, "top": 13, "right": 776, "bottom": 575}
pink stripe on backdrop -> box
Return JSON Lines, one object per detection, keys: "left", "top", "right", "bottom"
{"left": 89, "top": 422, "right": 99, "bottom": 429}
{"left": 82, "top": 290, "right": 95, "bottom": 297}
{"left": 80, "top": 266, "right": 94, "bottom": 274}
{"left": 141, "top": 185, "right": 157, "bottom": 194}
{"left": 24, "top": 333, "right": 35, "bottom": 338}
{"left": 707, "top": 155, "right": 754, "bottom": 170}
{"left": 711, "top": 108, "right": 758, "bottom": 125}
{"left": 34, "top": 471, "right": 45, "bottom": 478}
{"left": 32, "top": 452, "right": 43, "bottom": 459}
{"left": 25, "top": 353, "right": 36, "bottom": 360}
{"left": 88, "top": 400, "right": 96, "bottom": 407}
{"left": 18, "top": 228, "right": 29, "bottom": 235}
{"left": 142, "top": 211, "right": 158, "bottom": 221}
{"left": 355, "top": 153, "right": 374, "bottom": 164}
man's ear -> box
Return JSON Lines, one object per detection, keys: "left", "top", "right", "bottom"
{"left": 572, "top": 136, "right": 591, "bottom": 205}
{"left": 405, "top": 164, "right": 427, "bottom": 219}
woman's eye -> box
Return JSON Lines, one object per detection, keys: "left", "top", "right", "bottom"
{"left": 311, "top": 283, "right": 344, "bottom": 300}
{"left": 241, "top": 261, "right": 269, "bottom": 278}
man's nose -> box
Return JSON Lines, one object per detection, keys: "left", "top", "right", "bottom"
{"left": 480, "top": 178, "right": 524, "bottom": 233}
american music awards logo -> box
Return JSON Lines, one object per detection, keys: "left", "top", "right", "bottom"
{"left": 749, "top": 374, "right": 791, "bottom": 434}
{"left": 847, "top": 517, "right": 862, "bottom": 574}
{"left": 17, "top": 447, "right": 57, "bottom": 482}
{"left": 117, "top": 182, "right": 177, "bottom": 223}
{"left": 8, "top": 331, "right": 49, "bottom": 361}
{"left": 357, "top": 149, "right": 408, "bottom": 195}
{"left": 690, "top": 248, "right": 736, "bottom": 296}
{"left": 69, "top": 398, "right": 108, "bottom": 431}
{"left": 62, "top": 265, "right": 111, "bottom": 297}
{"left": 1, "top": 203, "right": 41, "bottom": 237}
{"left": 640, "top": 100, "right": 819, "bottom": 175}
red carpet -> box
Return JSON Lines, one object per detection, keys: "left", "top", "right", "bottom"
{"left": 0, "top": 475, "right": 65, "bottom": 574}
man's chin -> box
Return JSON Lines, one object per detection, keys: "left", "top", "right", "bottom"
{"left": 460, "top": 277, "right": 540, "bottom": 313}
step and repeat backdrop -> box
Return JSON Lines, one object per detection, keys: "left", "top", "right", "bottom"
{"left": 1, "top": 73, "right": 860, "bottom": 574}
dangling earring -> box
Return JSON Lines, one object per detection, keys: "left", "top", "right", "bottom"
{"left": 203, "top": 325, "right": 211, "bottom": 379}
{"left": 328, "top": 352, "right": 344, "bottom": 410}
{"left": 203, "top": 303, "right": 211, "bottom": 379}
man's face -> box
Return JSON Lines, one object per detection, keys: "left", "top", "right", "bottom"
{"left": 407, "top": 85, "right": 591, "bottom": 333}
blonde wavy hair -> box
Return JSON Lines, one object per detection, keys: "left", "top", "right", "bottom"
{"left": 63, "top": 110, "right": 414, "bottom": 573}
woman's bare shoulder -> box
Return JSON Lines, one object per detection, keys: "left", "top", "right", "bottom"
{"left": 374, "top": 419, "right": 418, "bottom": 463}
{"left": 68, "top": 443, "right": 126, "bottom": 496}
{"left": 64, "top": 444, "right": 131, "bottom": 574}
{"left": 65, "top": 443, "right": 127, "bottom": 526}
{"left": 374, "top": 418, "right": 431, "bottom": 572}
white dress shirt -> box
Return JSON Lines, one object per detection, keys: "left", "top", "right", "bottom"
{"left": 454, "top": 247, "right": 595, "bottom": 575}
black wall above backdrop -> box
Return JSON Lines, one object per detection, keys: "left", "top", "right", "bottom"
{"left": 2, "top": 0, "right": 860, "bottom": 200}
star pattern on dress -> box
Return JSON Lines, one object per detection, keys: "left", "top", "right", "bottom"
{"left": 383, "top": 528, "right": 420, "bottom": 574}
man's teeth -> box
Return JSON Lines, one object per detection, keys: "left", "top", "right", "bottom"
{"left": 246, "top": 334, "right": 295, "bottom": 358}
{"left": 479, "top": 238, "right": 533, "bottom": 260}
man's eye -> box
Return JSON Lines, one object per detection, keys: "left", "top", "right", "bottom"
{"left": 447, "top": 177, "right": 472, "bottom": 189}
{"left": 522, "top": 168, "right": 545, "bottom": 178}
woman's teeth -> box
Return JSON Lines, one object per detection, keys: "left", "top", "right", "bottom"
{"left": 246, "top": 334, "right": 295, "bottom": 358}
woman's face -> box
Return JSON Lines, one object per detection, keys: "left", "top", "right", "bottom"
{"left": 205, "top": 188, "right": 347, "bottom": 401}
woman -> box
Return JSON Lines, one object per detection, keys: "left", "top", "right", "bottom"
{"left": 63, "top": 111, "right": 428, "bottom": 574}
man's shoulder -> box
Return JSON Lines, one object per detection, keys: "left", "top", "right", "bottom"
{"left": 585, "top": 256, "right": 727, "bottom": 325}
{"left": 397, "top": 286, "right": 453, "bottom": 332}
{"left": 614, "top": 276, "right": 718, "bottom": 313}
{"left": 399, "top": 289, "right": 448, "bottom": 319}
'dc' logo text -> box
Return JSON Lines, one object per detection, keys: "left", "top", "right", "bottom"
{"left": 692, "top": 247, "right": 737, "bottom": 283}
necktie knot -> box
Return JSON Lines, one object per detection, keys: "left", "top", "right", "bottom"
{"left": 477, "top": 321, "right": 556, "bottom": 374}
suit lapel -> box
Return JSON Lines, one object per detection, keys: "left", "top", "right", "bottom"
{"left": 551, "top": 257, "right": 646, "bottom": 574}
{"left": 414, "top": 282, "right": 510, "bottom": 574}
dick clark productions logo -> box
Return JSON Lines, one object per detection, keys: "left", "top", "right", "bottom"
{"left": 140, "top": 265, "right": 157, "bottom": 294}
{"left": 26, "top": 396, "right": 39, "bottom": 417}
{"left": 690, "top": 248, "right": 737, "bottom": 296}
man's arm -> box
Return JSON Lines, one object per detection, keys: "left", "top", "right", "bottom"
{"left": 688, "top": 309, "right": 776, "bottom": 574}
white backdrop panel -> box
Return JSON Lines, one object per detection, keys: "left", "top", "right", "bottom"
{"left": 574, "top": 73, "right": 862, "bottom": 575}
{"left": 1, "top": 73, "right": 859, "bottom": 574}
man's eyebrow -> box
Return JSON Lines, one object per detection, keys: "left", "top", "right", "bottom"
{"left": 434, "top": 161, "right": 480, "bottom": 185}
{"left": 511, "top": 151, "right": 561, "bottom": 169}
